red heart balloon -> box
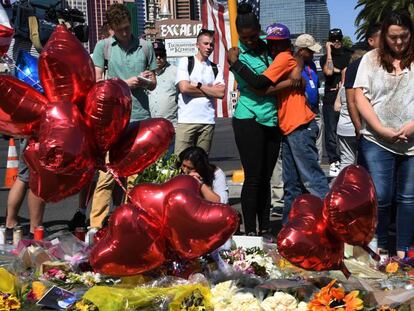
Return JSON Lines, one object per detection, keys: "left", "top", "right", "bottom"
{"left": 128, "top": 175, "right": 200, "bottom": 226}
{"left": 38, "top": 101, "right": 96, "bottom": 175}
{"left": 0, "top": 76, "right": 48, "bottom": 137}
{"left": 277, "top": 195, "right": 346, "bottom": 273}
{"left": 93, "top": 227, "right": 108, "bottom": 244}
{"left": 288, "top": 194, "right": 326, "bottom": 222}
{"left": 324, "top": 164, "right": 377, "bottom": 246}
{"left": 39, "top": 25, "right": 95, "bottom": 106}
{"left": 90, "top": 203, "right": 165, "bottom": 276}
{"left": 24, "top": 141, "right": 95, "bottom": 202}
{"left": 0, "top": 5, "right": 13, "bottom": 57}
{"left": 83, "top": 78, "right": 131, "bottom": 155}
{"left": 108, "top": 118, "right": 175, "bottom": 177}
{"left": 164, "top": 189, "right": 239, "bottom": 259}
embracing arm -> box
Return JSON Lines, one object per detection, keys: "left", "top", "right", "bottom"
{"left": 230, "top": 60, "right": 273, "bottom": 89}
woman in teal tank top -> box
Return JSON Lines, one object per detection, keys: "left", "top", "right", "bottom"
{"left": 230, "top": 3, "right": 281, "bottom": 236}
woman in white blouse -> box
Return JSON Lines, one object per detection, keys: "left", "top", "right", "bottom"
{"left": 354, "top": 11, "right": 414, "bottom": 258}
{"left": 178, "top": 146, "right": 229, "bottom": 204}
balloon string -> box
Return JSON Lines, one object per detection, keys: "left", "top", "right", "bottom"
{"left": 105, "top": 166, "right": 166, "bottom": 244}
{"left": 362, "top": 245, "right": 381, "bottom": 261}
{"left": 105, "top": 166, "right": 153, "bottom": 221}
{"left": 2, "top": 54, "right": 42, "bottom": 89}
{"left": 341, "top": 263, "right": 351, "bottom": 279}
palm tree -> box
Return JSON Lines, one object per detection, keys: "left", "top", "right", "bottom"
{"left": 354, "top": 0, "right": 414, "bottom": 40}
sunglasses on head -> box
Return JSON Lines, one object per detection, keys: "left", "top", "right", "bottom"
{"left": 199, "top": 28, "right": 215, "bottom": 36}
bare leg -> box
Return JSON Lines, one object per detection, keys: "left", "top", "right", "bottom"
{"left": 5, "top": 179, "right": 28, "bottom": 228}
{"left": 28, "top": 190, "right": 45, "bottom": 233}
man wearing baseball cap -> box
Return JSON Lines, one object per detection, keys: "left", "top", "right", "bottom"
{"left": 294, "top": 34, "right": 321, "bottom": 113}
{"left": 320, "top": 28, "right": 351, "bottom": 177}
{"left": 148, "top": 41, "right": 178, "bottom": 157}
{"left": 228, "top": 24, "right": 329, "bottom": 224}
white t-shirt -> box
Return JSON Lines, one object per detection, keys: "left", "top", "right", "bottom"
{"left": 337, "top": 86, "right": 355, "bottom": 136}
{"left": 212, "top": 168, "right": 229, "bottom": 204}
{"left": 175, "top": 56, "right": 224, "bottom": 124}
{"left": 354, "top": 49, "right": 414, "bottom": 155}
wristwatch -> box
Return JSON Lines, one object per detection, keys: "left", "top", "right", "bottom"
{"left": 196, "top": 82, "right": 202, "bottom": 89}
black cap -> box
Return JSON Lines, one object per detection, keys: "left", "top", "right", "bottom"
{"left": 328, "top": 28, "right": 343, "bottom": 41}
{"left": 152, "top": 41, "right": 166, "bottom": 53}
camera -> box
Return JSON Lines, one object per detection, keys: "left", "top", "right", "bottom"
{"left": 11, "top": 0, "right": 89, "bottom": 45}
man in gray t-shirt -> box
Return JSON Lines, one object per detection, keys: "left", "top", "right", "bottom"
{"left": 148, "top": 41, "right": 177, "bottom": 156}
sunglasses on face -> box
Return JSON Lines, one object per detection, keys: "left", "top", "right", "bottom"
{"left": 156, "top": 54, "right": 166, "bottom": 58}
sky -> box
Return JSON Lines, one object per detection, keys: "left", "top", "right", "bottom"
{"left": 327, "top": 0, "right": 361, "bottom": 42}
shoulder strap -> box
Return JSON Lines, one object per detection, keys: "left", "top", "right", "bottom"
{"left": 103, "top": 37, "right": 112, "bottom": 61}
{"left": 187, "top": 56, "right": 218, "bottom": 78}
{"left": 139, "top": 38, "right": 151, "bottom": 68}
{"left": 211, "top": 61, "right": 218, "bottom": 78}
{"left": 187, "top": 56, "right": 195, "bottom": 76}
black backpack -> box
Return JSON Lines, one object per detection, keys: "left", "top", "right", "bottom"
{"left": 187, "top": 55, "right": 218, "bottom": 78}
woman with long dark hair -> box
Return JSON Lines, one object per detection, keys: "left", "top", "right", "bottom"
{"left": 230, "top": 3, "right": 280, "bottom": 236}
{"left": 354, "top": 10, "right": 414, "bottom": 258}
{"left": 179, "top": 146, "right": 228, "bottom": 204}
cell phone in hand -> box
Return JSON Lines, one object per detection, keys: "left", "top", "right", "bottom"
{"left": 137, "top": 75, "right": 152, "bottom": 84}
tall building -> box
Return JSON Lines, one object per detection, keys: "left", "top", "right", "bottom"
{"left": 305, "top": 0, "right": 330, "bottom": 46}
{"left": 136, "top": 0, "right": 147, "bottom": 36}
{"left": 170, "top": 0, "right": 200, "bottom": 20}
{"left": 87, "top": 0, "right": 113, "bottom": 52}
{"left": 260, "top": 0, "right": 330, "bottom": 47}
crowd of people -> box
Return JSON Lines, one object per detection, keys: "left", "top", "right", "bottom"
{"left": 2, "top": 2, "right": 414, "bottom": 259}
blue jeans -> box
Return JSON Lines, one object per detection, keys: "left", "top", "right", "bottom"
{"left": 282, "top": 119, "right": 330, "bottom": 223}
{"left": 358, "top": 137, "right": 414, "bottom": 251}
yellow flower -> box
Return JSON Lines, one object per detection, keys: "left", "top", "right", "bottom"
{"left": 385, "top": 262, "right": 399, "bottom": 273}
{"left": 75, "top": 301, "right": 90, "bottom": 311}
{"left": 343, "top": 291, "right": 363, "bottom": 311}
{"left": 31, "top": 281, "right": 47, "bottom": 300}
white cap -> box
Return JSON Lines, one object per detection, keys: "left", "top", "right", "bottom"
{"left": 295, "top": 34, "right": 322, "bottom": 53}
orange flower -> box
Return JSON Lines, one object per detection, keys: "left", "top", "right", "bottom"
{"left": 308, "top": 280, "right": 364, "bottom": 311}
{"left": 343, "top": 291, "right": 363, "bottom": 311}
{"left": 385, "top": 262, "right": 399, "bottom": 273}
{"left": 330, "top": 286, "right": 345, "bottom": 301}
{"left": 308, "top": 280, "right": 337, "bottom": 311}
{"left": 31, "top": 281, "right": 47, "bottom": 300}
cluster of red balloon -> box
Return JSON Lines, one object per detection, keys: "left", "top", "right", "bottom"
{"left": 0, "top": 25, "right": 174, "bottom": 202}
{"left": 0, "top": 3, "right": 13, "bottom": 58}
{"left": 90, "top": 175, "right": 239, "bottom": 276}
{"left": 277, "top": 165, "right": 377, "bottom": 277}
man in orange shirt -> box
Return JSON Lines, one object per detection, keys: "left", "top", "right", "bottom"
{"left": 228, "top": 23, "right": 329, "bottom": 223}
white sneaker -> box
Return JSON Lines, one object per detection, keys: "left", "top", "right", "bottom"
{"left": 329, "top": 162, "right": 340, "bottom": 177}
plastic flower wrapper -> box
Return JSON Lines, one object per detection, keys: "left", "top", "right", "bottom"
{"left": 43, "top": 231, "right": 91, "bottom": 269}
{"left": 82, "top": 276, "right": 213, "bottom": 311}
{"left": 220, "top": 247, "right": 282, "bottom": 279}
{"left": 0, "top": 254, "right": 35, "bottom": 301}
{"left": 134, "top": 154, "right": 180, "bottom": 184}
